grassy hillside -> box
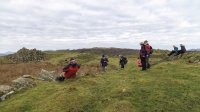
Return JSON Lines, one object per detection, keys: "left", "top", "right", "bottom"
{"left": 0, "top": 51, "right": 200, "bottom": 112}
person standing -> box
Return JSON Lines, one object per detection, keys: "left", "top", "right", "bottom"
{"left": 119, "top": 55, "right": 128, "bottom": 69}
{"left": 144, "top": 40, "right": 152, "bottom": 69}
{"left": 100, "top": 54, "right": 109, "bottom": 71}
{"left": 139, "top": 42, "right": 147, "bottom": 71}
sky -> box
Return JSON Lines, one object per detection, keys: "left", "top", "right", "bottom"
{"left": 0, "top": 0, "right": 200, "bottom": 52}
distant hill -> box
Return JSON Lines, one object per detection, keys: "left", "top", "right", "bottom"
{"left": 189, "top": 49, "right": 200, "bottom": 52}
{"left": 70, "top": 47, "right": 139, "bottom": 56}
{"left": 44, "top": 47, "right": 169, "bottom": 57}
{"left": 0, "top": 51, "right": 14, "bottom": 56}
{"left": 44, "top": 47, "right": 139, "bottom": 56}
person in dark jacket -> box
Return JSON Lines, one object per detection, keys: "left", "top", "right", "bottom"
{"left": 139, "top": 42, "right": 147, "bottom": 71}
{"left": 100, "top": 54, "right": 109, "bottom": 71}
{"left": 63, "top": 58, "right": 80, "bottom": 79}
{"left": 168, "top": 45, "right": 178, "bottom": 56}
{"left": 177, "top": 44, "right": 186, "bottom": 56}
{"left": 119, "top": 55, "right": 128, "bottom": 69}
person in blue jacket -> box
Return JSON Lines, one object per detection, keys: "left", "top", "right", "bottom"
{"left": 168, "top": 45, "right": 178, "bottom": 56}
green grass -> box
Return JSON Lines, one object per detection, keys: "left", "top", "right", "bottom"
{"left": 46, "top": 52, "right": 79, "bottom": 65}
{"left": 0, "top": 54, "right": 200, "bottom": 112}
{"left": 0, "top": 56, "right": 10, "bottom": 64}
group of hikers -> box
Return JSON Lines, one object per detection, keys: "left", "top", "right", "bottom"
{"left": 56, "top": 40, "right": 186, "bottom": 81}
{"left": 56, "top": 54, "right": 128, "bottom": 81}
{"left": 138, "top": 40, "right": 153, "bottom": 71}
{"left": 100, "top": 54, "right": 128, "bottom": 70}
{"left": 168, "top": 44, "right": 186, "bottom": 57}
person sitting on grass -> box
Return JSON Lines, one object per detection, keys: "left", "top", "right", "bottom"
{"left": 177, "top": 44, "right": 186, "bottom": 56}
{"left": 56, "top": 58, "right": 80, "bottom": 81}
{"left": 168, "top": 45, "right": 178, "bottom": 56}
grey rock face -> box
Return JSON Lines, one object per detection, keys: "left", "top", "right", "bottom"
{"left": 38, "top": 69, "right": 56, "bottom": 81}
{"left": 11, "top": 77, "right": 36, "bottom": 90}
{"left": 0, "top": 85, "right": 14, "bottom": 101}
{"left": 0, "top": 85, "right": 13, "bottom": 96}
{"left": 188, "top": 56, "right": 200, "bottom": 64}
{"left": 1, "top": 75, "right": 36, "bottom": 101}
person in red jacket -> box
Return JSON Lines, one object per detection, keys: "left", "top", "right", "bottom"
{"left": 63, "top": 58, "right": 80, "bottom": 79}
{"left": 144, "top": 40, "right": 152, "bottom": 69}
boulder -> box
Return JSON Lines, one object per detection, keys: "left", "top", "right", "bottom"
{"left": 0, "top": 91, "right": 3, "bottom": 97}
{"left": 0, "top": 85, "right": 14, "bottom": 101}
{"left": 1, "top": 91, "right": 14, "bottom": 101}
{"left": 0, "top": 85, "right": 13, "bottom": 96}
{"left": 38, "top": 69, "right": 56, "bottom": 81}
{"left": 22, "top": 74, "right": 33, "bottom": 79}
{"left": 11, "top": 77, "right": 36, "bottom": 90}
{"left": 188, "top": 56, "right": 200, "bottom": 64}
{"left": 1, "top": 75, "right": 36, "bottom": 101}
{"left": 188, "top": 57, "right": 196, "bottom": 63}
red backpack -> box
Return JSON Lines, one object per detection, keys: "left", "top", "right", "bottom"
{"left": 145, "top": 44, "right": 152, "bottom": 54}
{"left": 145, "top": 44, "right": 153, "bottom": 54}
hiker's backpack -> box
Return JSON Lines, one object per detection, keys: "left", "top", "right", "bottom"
{"left": 101, "top": 57, "right": 108, "bottom": 66}
{"left": 146, "top": 44, "right": 153, "bottom": 54}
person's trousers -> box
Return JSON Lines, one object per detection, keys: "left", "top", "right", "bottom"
{"left": 168, "top": 51, "right": 176, "bottom": 56}
{"left": 146, "top": 54, "right": 150, "bottom": 68}
{"left": 120, "top": 64, "right": 125, "bottom": 68}
{"left": 177, "top": 50, "right": 185, "bottom": 55}
{"left": 140, "top": 56, "right": 146, "bottom": 70}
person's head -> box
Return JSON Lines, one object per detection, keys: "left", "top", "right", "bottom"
{"left": 180, "top": 44, "right": 184, "bottom": 47}
{"left": 144, "top": 40, "right": 148, "bottom": 45}
{"left": 69, "top": 58, "right": 76, "bottom": 64}
{"left": 137, "top": 57, "right": 140, "bottom": 59}
{"left": 119, "top": 54, "right": 122, "bottom": 58}
{"left": 140, "top": 42, "right": 144, "bottom": 46}
{"left": 173, "top": 45, "right": 176, "bottom": 48}
{"left": 102, "top": 54, "right": 106, "bottom": 57}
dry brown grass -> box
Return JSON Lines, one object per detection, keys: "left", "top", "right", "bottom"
{"left": 0, "top": 62, "right": 115, "bottom": 85}
{"left": 0, "top": 62, "right": 62, "bottom": 85}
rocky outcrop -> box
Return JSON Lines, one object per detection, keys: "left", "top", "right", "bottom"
{"left": 37, "top": 69, "right": 56, "bottom": 81}
{"left": 188, "top": 56, "right": 200, "bottom": 64}
{"left": 0, "top": 75, "right": 36, "bottom": 101}
{"left": 7, "top": 47, "right": 46, "bottom": 63}
{"left": 0, "top": 85, "right": 14, "bottom": 101}
{"left": 0, "top": 69, "right": 58, "bottom": 101}
{"left": 11, "top": 75, "right": 36, "bottom": 90}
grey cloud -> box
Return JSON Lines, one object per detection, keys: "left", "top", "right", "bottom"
{"left": 0, "top": 0, "right": 200, "bottom": 52}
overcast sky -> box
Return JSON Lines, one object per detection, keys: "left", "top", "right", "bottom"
{"left": 0, "top": 0, "right": 200, "bottom": 52}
